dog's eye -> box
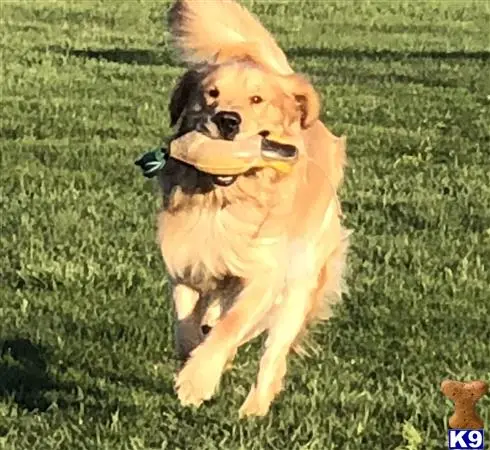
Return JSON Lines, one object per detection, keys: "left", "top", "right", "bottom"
{"left": 208, "top": 88, "right": 220, "bottom": 98}
{"left": 250, "top": 95, "right": 263, "bottom": 104}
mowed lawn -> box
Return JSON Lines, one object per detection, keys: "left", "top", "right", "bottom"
{"left": 1, "top": 1, "right": 489, "bottom": 449}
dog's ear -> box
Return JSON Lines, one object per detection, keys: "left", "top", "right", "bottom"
{"left": 284, "top": 74, "right": 321, "bottom": 129}
{"left": 169, "top": 69, "right": 201, "bottom": 127}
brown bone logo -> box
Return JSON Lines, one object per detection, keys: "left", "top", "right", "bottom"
{"left": 441, "top": 380, "right": 488, "bottom": 429}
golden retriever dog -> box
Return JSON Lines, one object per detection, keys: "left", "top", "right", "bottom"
{"left": 157, "top": 0, "right": 350, "bottom": 417}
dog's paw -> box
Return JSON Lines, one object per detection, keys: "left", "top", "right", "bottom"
{"left": 238, "top": 385, "right": 273, "bottom": 418}
{"left": 175, "top": 346, "right": 227, "bottom": 407}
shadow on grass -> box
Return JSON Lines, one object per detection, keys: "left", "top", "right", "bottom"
{"left": 46, "top": 45, "right": 490, "bottom": 67}
{"left": 0, "top": 337, "right": 144, "bottom": 418}
{"left": 287, "top": 47, "right": 490, "bottom": 62}
{"left": 47, "top": 45, "right": 177, "bottom": 66}
{"left": 307, "top": 64, "right": 460, "bottom": 90}
{"left": 0, "top": 337, "right": 61, "bottom": 411}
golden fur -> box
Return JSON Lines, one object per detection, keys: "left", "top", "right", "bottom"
{"left": 157, "top": 0, "right": 350, "bottom": 417}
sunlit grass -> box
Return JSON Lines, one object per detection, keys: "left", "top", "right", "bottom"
{"left": 1, "top": 1, "right": 489, "bottom": 449}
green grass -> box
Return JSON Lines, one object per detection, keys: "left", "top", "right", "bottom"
{"left": 1, "top": 0, "right": 489, "bottom": 448}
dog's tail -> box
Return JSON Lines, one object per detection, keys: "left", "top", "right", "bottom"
{"left": 167, "top": 0, "right": 293, "bottom": 74}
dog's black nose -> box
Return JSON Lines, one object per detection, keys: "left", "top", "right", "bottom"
{"left": 211, "top": 111, "right": 241, "bottom": 140}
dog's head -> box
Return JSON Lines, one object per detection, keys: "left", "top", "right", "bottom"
{"left": 169, "top": 61, "right": 320, "bottom": 146}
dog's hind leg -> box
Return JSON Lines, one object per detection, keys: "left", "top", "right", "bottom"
{"left": 173, "top": 284, "right": 206, "bottom": 361}
{"left": 238, "top": 285, "right": 310, "bottom": 418}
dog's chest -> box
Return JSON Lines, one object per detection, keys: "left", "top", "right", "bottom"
{"left": 158, "top": 198, "right": 285, "bottom": 286}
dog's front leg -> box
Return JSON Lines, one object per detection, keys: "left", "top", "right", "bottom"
{"left": 175, "top": 276, "right": 278, "bottom": 407}
{"left": 239, "top": 284, "right": 310, "bottom": 418}
{"left": 173, "top": 284, "right": 204, "bottom": 361}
